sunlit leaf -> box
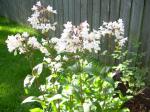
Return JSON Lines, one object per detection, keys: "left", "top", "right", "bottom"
{"left": 22, "top": 96, "right": 40, "bottom": 104}
{"left": 24, "top": 74, "right": 35, "bottom": 88}
{"left": 29, "top": 108, "right": 43, "bottom": 112}
{"left": 32, "top": 63, "right": 43, "bottom": 77}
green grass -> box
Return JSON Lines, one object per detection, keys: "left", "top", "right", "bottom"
{"left": 0, "top": 17, "right": 41, "bottom": 112}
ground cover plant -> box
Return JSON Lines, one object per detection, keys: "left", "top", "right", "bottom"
{"left": 4, "top": 1, "right": 147, "bottom": 112}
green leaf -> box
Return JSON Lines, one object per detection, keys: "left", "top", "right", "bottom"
{"left": 30, "top": 108, "right": 43, "bottom": 112}
{"left": 24, "top": 75, "right": 35, "bottom": 88}
{"left": 22, "top": 96, "right": 40, "bottom": 104}
{"left": 47, "top": 94, "right": 62, "bottom": 102}
{"left": 32, "top": 63, "right": 43, "bottom": 77}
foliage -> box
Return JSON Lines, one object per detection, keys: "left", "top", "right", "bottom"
{"left": 5, "top": 1, "right": 145, "bottom": 112}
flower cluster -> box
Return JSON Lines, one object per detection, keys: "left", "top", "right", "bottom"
{"left": 51, "top": 21, "right": 101, "bottom": 53}
{"left": 6, "top": 33, "right": 29, "bottom": 55}
{"left": 43, "top": 55, "right": 63, "bottom": 73}
{"left": 99, "top": 19, "right": 127, "bottom": 47}
{"left": 5, "top": 32, "right": 49, "bottom": 56}
{"left": 28, "top": 1, "right": 57, "bottom": 34}
{"left": 6, "top": 1, "right": 131, "bottom": 112}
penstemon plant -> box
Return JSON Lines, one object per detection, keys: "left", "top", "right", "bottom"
{"left": 5, "top": 1, "right": 133, "bottom": 112}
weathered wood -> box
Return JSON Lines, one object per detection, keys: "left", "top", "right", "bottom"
{"left": 100, "top": 0, "right": 111, "bottom": 64}
{"left": 69, "top": 0, "right": 75, "bottom": 24}
{"left": 128, "top": 0, "right": 144, "bottom": 53}
{"left": 92, "top": 0, "right": 100, "bottom": 29}
{"left": 120, "top": 0, "right": 132, "bottom": 37}
{"left": 109, "top": 0, "right": 121, "bottom": 64}
{"left": 140, "top": 0, "right": 150, "bottom": 67}
{"left": 81, "top": 0, "right": 87, "bottom": 22}
{"left": 100, "top": 0, "right": 110, "bottom": 24}
{"left": 63, "top": 0, "right": 69, "bottom": 23}
{"left": 74, "top": 0, "right": 81, "bottom": 25}
{"left": 54, "top": 0, "right": 61, "bottom": 37}
{"left": 58, "top": 0, "right": 64, "bottom": 35}
{"left": 109, "top": 0, "right": 120, "bottom": 21}
{"left": 87, "top": 0, "right": 93, "bottom": 30}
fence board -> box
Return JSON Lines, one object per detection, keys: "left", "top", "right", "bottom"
{"left": 87, "top": 0, "right": 93, "bottom": 30}
{"left": 128, "top": 0, "right": 144, "bottom": 53}
{"left": 92, "top": 0, "right": 100, "bottom": 29}
{"left": 100, "top": 0, "right": 111, "bottom": 64}
{"left": 110, "top": 0, "right": 120, "bottom": 21}
{"left": 120, "top": 0, "right": 132, "bottom": 37}
{"left": 81, "top": 0, "right": 87, "bottom": 22}
{"left": 75, "top": 0, "right": 81, "bottom": 25}
{"left": 100, "top": 0, "right": 110, "bottom": 24}
{"left": 68, "top": 0, "right": 75, "bottom": 24}
{"left": 63, "top": 0, "right": 69, "bottom": 23}
{"left": 140, "top": 0, "right": 150, "bottom": 66}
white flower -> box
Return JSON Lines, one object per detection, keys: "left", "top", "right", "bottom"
{"left": 31, "top": 5, "right": 38, "bottom": 11}
{"left": 118, "top": 37, "right": 127, "bottom": 47}
{"left": 63, "top": 55, "right": 68, "bottom": 61}
{"left": 5, "top": 34, "right": 26, "bottom": 54}
{"left": 83, "top": 101, "right": 92, "bottom": 112}
{"left": 28, "top": 1, "right": 57, "bottom": 34}
{"left": 39, "top": 85, "right": 46, "bottom": 92}
{"left": 51, "top": 37, "right": 59, "bottom": 43}
{"left": 22, "top": 32, "right": 29, "bottom": 38}
{"left": 52, "top": 21, "right": 101, "bottom": 53}
{"left": 27, "top": 37, "right": 41, "bottom": 49}
{"left": 43, "top": 57, "right": 51, "bottom": 63}
{"left": 36, "top": 1, "right": 41, "bottom": 6}
{"left": 54, "top": 62, "right": 62, "bottom": 72}
{"left": 99, "top": 19, "right": 126, "bottom": 47}
{"left": 55, "top": 55, "right": 61, "bottom": 61}
{"left": 47, "top": 5, "right": 57, "bottom": 14}
{"left": 49, "top": 62, "right": 63, "bottom": 73}
{"left": 39, "top": 46, "right": 50, "bottom": 56}
{"left": 6, "top": 35, "right": 22, "bottom": 52}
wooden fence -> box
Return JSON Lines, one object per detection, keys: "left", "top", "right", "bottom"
{"left": 0, "top": 0, "right": 150, "bottom": 68}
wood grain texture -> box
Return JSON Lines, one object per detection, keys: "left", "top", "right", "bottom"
{"left": 92, "top": 0, "right": 100, "bottom": 29}
{"left": 128, "top": 0, "right": 144, "bottom": 53}
{"left": 120, "top": 0, "right": 132, "bottom": 37}
{"left": 74, "top": 0, "right": 81, "bottom": 25}
{"left": 63, "top": 0, "right": 69, "bottom": 23}
{"left": 110, "top": 0, "right": 120, "bottom": 21}
{"left": 140, "top": 0, "right": 150, "bottom": 66}
{"left": 69, "top": 0, "right": 75, "bottom": 24}
{"left": 87, "top": 0, "right": 93, "bottom": 30}
{"left": 81, "top": 0, "right": 87, "bottom": 22}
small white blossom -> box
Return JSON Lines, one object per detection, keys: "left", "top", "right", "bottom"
{"left": 36, "top": 1, "right": 41, "bottom": 6}
{"left": 99, "top": 19, "right": 127, "bottom": 47}
{"left": 5, "top": 33, "right": 26, "bottom": 54}
{"left": 39, "top": 85, "right": 46, "bottom": 92}
{"left": 39, "top": 46, "right": 50, "bottom": 56}
{"left": 27, "top": 37, "right": 41, "bottom": 49}
{"left": 63, "top": 55, "right": 68, "bottom": 61}
{"left": 53, "top": 21, "right": 101, "bottom": 53}
{"left": 43, "top": 57, "right": 51, "bottom": 63}
{"left": 22, "top": 32, "right": 29, "bottom": 38}
{"left": 28, "top": 1, "right": 57, "bottom": 34}
{"left": 55, "top": 55, "right": 61, "bottom": 61}
{"left": 47, "top": 5, "right": 57, "bottom": 14}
